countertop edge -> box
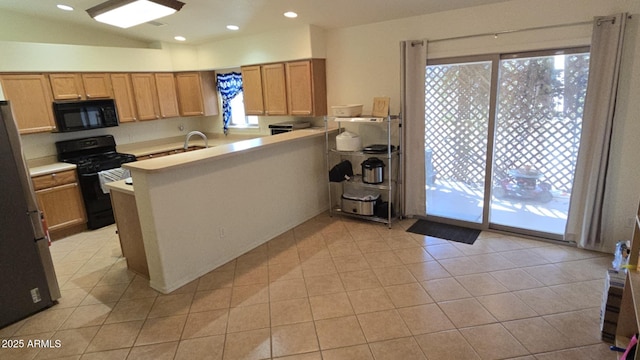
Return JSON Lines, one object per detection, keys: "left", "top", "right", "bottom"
{"left": 105, "top": 179, "right": 134, "bottom": 195}
{"left": 29, "top": 163, "right": 77, "bottom": 177}
{"left": 124, "top": 128, "right": 335, "bottom": 173}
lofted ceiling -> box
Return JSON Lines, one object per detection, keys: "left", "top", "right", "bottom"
{"left": 0, "top": 0, "right": 513, "bottom": 45}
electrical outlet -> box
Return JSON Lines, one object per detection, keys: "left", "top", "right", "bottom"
{"left": 219, "top": 227, "right": 225, "bottom": 238}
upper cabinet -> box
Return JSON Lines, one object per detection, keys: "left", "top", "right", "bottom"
{"left": 110, "top": 73, "right": 138, "bottom": 123}
{"left": 241, "top": 66, "right": 264, "bottom": 115}
{"left": 81, "top": 73, "right": 113, "bottom": 99}
{"left": 0, "top": 74, "right": 56, "bottom": 134}
{"left": 130, "top": 73, "right": 180, "bottom": 120}
{"left": 262, "top": 63, "right": 288, "bottom": 116}
{"left": 49, "top": 73, "right": 113, "bottom": 100}
{"left": 286, "top": 59, "right": 327, "bottom": 116}
{"left": 130, "top": 73, "right": 160, "bottom": 121}
{"left": 175, "top": 71, "right": 219, "bottom": 117}
{"left": 241, "top": 59, "right": 327, "bottom": 117}
{"left": 154, "top": 73, "right": 180, "bottom": 118}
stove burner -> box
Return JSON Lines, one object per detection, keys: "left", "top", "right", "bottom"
{"left": 66, "top": 152, "right": 137, "bottom": 174}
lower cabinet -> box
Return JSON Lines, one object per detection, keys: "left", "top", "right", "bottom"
{"left": 110, "top": 190, "right": 149, "bottom": 278}
{"left": 32, "top": 170, "right": 86, "bottom": 234}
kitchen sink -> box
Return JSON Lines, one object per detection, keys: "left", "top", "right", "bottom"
{"left": 183, "top": 145, "right": 206, "bottom": 152}
{"left": 168, "top": 145, "right": 206, "bottom": 154}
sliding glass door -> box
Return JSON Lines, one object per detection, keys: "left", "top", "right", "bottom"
{"left": 424, "top": 49, "right": 590, "bottom": 239}
{"left": 425, "top": 58, "right": 494, "bottom": 224}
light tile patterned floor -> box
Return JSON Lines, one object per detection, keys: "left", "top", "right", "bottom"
{"left": 0, "top": 213, "right": 618, "bottom": 359}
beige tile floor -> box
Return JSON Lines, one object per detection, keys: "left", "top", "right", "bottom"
{"left": 0, "top": 213, "right": 619, "bottom": 359}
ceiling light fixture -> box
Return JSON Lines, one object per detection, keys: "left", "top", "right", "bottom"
{"left": 57, "top": 4, "right": 74, "bottom": 11}
{"left": 174, "top": 36, "right": 186, "bottom": 41}
{"left": 283, "top": 11, "right": 298, "bottom": 18}
{"left": 226, "top": 25, "right": 239, "bottom": 31}
{"left": 86, "top": 0, "right": 185, "bottom": 29}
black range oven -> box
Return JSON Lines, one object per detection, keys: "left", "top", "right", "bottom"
{"left": 56, "top": 135, "right": 136, "bottom": 230}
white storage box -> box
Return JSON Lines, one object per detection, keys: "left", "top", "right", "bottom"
{"left": 336, "top": 131, "right": 362, "bottom": 151}
{"left": 341, "top": 189, "right": 380, "bottom": 216}
{"left": 332, "top": 104, "right": 363, "bottom": 117}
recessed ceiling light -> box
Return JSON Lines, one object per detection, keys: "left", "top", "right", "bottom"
{"left": 57, "top": 4, "right": 74, "bottom": 11}
{"left": 226, "top": 25, "right": 239, "bottom": 31}
{"left": 174, "top": 36, "right": 186, "bottom": 41}
{"left": 284, "top": 11, "right": 298, "bottom": 18}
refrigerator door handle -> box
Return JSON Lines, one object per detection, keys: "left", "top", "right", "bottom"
{"left": 27, "top": 209, "right": 46, "bottom": 241}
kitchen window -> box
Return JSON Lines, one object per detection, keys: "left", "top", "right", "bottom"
{"left": 228, "top": 91, "right": 258, "bottom": 128}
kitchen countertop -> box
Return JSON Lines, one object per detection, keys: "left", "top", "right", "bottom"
{"left": 25, "top": 132, "right": 261, "bottom": 177}
{"left": 125, "top": 127, "right": 331, "bottom": 173}
{"left": 117, "top": 133, "right": 261, "bottom": 158}
{"left": 105, "top": 179, "right": 134, "bottom": 195}
{"left": 29, "top": 162, "right": 76, "bottom": 177}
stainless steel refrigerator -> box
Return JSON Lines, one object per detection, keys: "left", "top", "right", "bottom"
{"left": 0, "top": 101, "right": 60, "bottom": 328}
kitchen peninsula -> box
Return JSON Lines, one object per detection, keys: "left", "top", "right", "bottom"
{"left": 113, "top": 128, "right": 331, "bottom": 293}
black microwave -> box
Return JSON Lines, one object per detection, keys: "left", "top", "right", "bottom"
{"left": 52, "top": 99, "right": 119, "bottom": 132}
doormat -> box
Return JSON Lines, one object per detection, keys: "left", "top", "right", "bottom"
{"left": 406, "top": 220, "right": 480, "bottom": 245}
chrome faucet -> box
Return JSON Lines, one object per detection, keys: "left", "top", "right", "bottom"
{"left": 184, "top": 131, "right": 208, "bottom": 149}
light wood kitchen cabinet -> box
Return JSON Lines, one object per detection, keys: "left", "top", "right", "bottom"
{"left": 32, "top": 170, "right": 86, "bottom": 233}
{"left": 175, "top": 71, "right": 219, "bottom": 117}
{"left": 110, "top": 189, "right": 149, "bottom": 278}
{"left": 49, "top": 73, "right": 112, "bottom": 100}
{"left": 262, "top": 63, "right": 288, "bottom": 116}
{"left": 110, "top": 73, "right": 138, "bottom": 123}
{"left": 130, "top": 73, "right": 160, "bottom": 120}
{"left": 0, "top": 74, "right": 56, "bottom": 134}
{"left": 241, "top": 59, "right": 327, "bottom": 116}
{"left": 154, "top": 73, "right": 180, "bottom": 118}
{"left": 81, "top": 73, "right": 113, "bottom": 99}
{"left": 130, "top": 73, "right": 179, "bottom": 120}
{"left": 241, "top": 65, "right": 265, "bottom": 115}
{"left": 286, "top": 59, "right": 327, "bottom": 116}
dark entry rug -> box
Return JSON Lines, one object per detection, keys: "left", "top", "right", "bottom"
{"left": 407, "top": 220, "right": 480, "bottom": 245}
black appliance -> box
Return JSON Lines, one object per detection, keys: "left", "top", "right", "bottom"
{"left": 56, "top": 135, "right": 136, "bottom": 229}
{"left": 1, "top": 101, "right": 60, "bottom": 328}
{"left": 363, "top": 144, "right": 396, "bottom": 154}
{"left": 53, "top": 99, "right": 119, "bottom": 132}
{"left": 268, "top": 121, "right": 311, "bottom": 135}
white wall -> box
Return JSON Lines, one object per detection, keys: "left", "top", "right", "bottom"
{"left": 324, "top": 0, "right": 640, "bottom": 251}
{"left": 0, "top": 41, "right": 176, "bottom": 73}
{"left": 21, "top": 117, "right": 206, "bottom": 160}
{"left": 195, "top": 25, "right": 321, "bottom": 69}
{"left": 0, "top": 10, "right": 149, "bottom": 48}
